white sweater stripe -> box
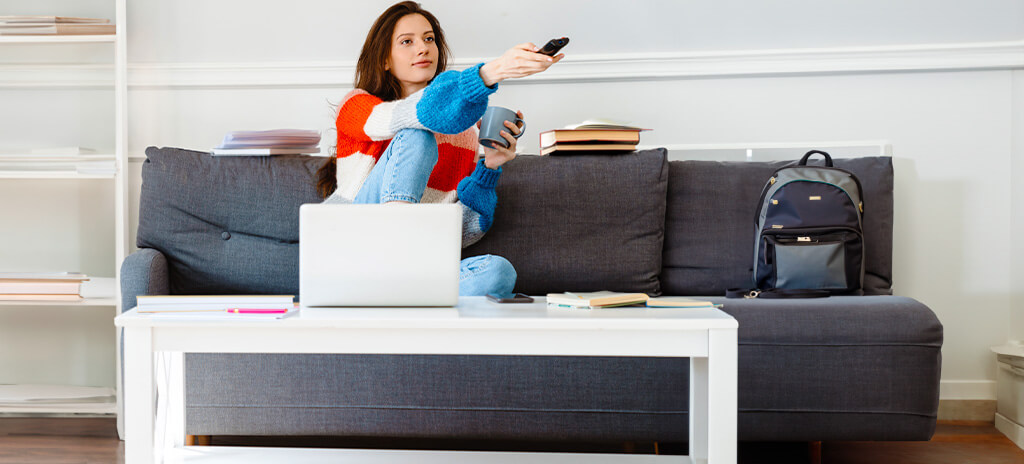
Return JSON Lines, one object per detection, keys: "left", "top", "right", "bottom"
{"left": 335, "top": 152, "right": 376, "bottom": 202}
{"left": 362, "top": 90, "right": 427, "bottom": 141}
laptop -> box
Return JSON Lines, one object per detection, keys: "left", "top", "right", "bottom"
{"left": 299, "top": 203, "right": 462, "bottom": 307}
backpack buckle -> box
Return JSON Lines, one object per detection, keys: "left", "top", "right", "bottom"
{"left": 745, "top": 290, "right": 761, "bottom": 299}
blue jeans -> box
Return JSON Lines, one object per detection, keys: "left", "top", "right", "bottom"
{"left": 460, "top": 254, "right": 517, "bottom": 296}
{"left": 354, "top": 128, "right": 438, "bottom": 204}
{"left": 354, "top": 129, "right": 517, "bottom": 296}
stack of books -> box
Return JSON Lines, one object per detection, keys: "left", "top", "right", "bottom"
{"left": 0, "top": 16, "right": 114, "bottom": 36}
{"left": 539, "top": 120, "right": 648, "bottom": 156}
{"left": 135, "top": 294, "right": 298, "bottom": 320}
{"left": 0, "top": 272, "right": 89, "bottom": 301}
{"left": 212, "top": 129, "right": 321, "bottom": 156}
{"left": 546, "top": 291, "right": 718, "bottom": 309}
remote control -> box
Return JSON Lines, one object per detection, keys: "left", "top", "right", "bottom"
{"left": 538, "top": 37, "right": 569, "bottom": 56}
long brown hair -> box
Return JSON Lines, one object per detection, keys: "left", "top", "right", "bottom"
{"left": 316, "top": 1, "right": 451, "bottom": 199}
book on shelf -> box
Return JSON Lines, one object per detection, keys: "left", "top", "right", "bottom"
{"left": 0, "top": 294, "right": 83, "bottom": 302}
{"left": 0, "top": 23, "right": 115, "bottom": 35}
{"left": 546, "top": 291, "right": 649, "bottom": 308}
{"left": 0, "top": 16, "right": 110, "bottom": 24}
{"left": 0, "top": 280, "right": 83, "bottom": 295}
{"left": 135, "top": 294, "right": 295, "bottom": 313}
{"left": 0, "top": 272, "right": 88, "bottom": 297}
{"left": 0, "top": 272, "right": 88, "bottom": 280}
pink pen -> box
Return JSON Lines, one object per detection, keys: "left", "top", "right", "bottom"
{"left": 227, "top": 308, "right": 288, "bottom": 314}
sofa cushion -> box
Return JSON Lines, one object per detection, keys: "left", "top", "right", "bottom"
{"left": 137, "top": 147, "right": 324, "bottom": 295}
{"left": 661, "top": 156, "right": 894, "bottom": 295}
{"left": 463, "top": 149, "right": 669, "bottom": 295}
{"left": 185, "top": 295, "right": 941, "bottom": 442}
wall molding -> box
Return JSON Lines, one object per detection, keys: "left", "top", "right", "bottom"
{"left": 2, "top": 40, "right": 1023, "bottom": 89}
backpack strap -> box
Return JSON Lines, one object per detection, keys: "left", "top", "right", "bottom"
{"left": 726, "top": 288, "right": 831, "bottom": 299}
{"left": 799, "top": 150, "right": 833, "bottom": 167}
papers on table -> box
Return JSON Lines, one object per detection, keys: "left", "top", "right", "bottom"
{"left": 136, "top": 294, "right": 298, "bottom": 320}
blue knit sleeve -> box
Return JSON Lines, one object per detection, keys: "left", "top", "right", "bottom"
{"left": 457, "top": 160, "right": 502, "bottom": 235}
{"left": 417, "top": 63, "right": 497, "bottom": 135}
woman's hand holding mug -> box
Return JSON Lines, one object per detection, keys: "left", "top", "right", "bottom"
{"left": 478, "top": 109, "right": 524, "bottom": 170}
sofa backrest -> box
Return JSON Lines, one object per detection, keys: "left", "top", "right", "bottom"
{"left": 660, "top": 157, "right": 894, "bottom": 296}
{"left": 137, "top": 147, "right": 324, "bottom": 296}
{"left": 137, "top": 147, "right": 893, "bottom": 298}
{"left": 463, "top": 149, "right": 669, "bottom": 295}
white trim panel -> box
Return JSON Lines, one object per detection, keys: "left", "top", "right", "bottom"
{"left": 2, "top": 40, "right": 1023, "bottom": 89}
{"left": 940, "top": 380, "right": 998, "bottom": 400}
{"left": 996, "top": 413, "right": 1024, "bottom": 451}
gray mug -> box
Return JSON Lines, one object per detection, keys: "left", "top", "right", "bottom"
{"left": 478, "top": 106, "right": 525, "bottom": 149}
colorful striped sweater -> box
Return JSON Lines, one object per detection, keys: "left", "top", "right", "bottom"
{"left": 323, "top": 63, "right": 500, "bottom": 248}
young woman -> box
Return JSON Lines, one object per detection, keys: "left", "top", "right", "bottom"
{"left": 315, "top": 1, "right": 562, "bottom": 296}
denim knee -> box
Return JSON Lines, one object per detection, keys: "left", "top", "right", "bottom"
{"left": 459, "top": 254, "right": 517, "bottom": 296}
{"left": 372, "top": 128, "right": 438, "bottom": 203}
{"left": 392, "top": 129, "right": 438, "bottom": 162}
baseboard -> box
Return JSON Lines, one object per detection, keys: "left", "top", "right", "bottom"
{"left": 940, "top": 380, "right": 997, "bottom": 400}
{"left": 938, "top": 400, "right": 996, "bottom": 421}
{"left": 995, "top": 413, "right": 1024, "bottom": 450}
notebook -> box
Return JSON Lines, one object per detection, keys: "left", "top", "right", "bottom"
{"left": 299, "top": 203, "right": 461, "bottom": 307}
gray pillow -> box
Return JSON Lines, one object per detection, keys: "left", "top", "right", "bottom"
{"left": 137, "top": 147, "right": 325, "bottom": 296}
{"left": 463, "top": 149, "right": 669, "bottom": 295}
{"left": 661, "top": 156, "right": 894, "bottom": 296}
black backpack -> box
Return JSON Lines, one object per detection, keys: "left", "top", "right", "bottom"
{"left": 752, "top": 150, "right": 865, "bottom": 296}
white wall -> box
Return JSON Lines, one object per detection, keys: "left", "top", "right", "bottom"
{"left": 1013, "top": 70, "right": 1024, "bottom": 343}
{"left": 1, "top": 0, "right": 1022, "bottom": 399}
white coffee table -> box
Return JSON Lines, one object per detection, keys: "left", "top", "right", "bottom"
{"left": 115, "top": 297, "right": 738, "bottom": 464}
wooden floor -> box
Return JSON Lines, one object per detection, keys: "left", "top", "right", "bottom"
{"left": 0, "top": 418, "right": 1021, "bottom": 463}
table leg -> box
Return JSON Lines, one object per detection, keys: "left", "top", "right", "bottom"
{"left": 168, "top": 352, "right": 186, "bottom": 449}
{"left": 124, "top": 326, "right": 156, "bottom": 464}
{"left": 708, "top": 328, "right": 738, "bottom": 463}
{"left": 690, "top": 355, "right": 709, "bottom": 463}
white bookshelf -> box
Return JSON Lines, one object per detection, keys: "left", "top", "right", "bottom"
{"left": 0, "top": 0, "right": 127, "bottom": 419}
{"left": 0, "top": 34, "right": 116, "bottom": 44}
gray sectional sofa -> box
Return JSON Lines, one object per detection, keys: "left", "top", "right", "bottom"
{"left": 121, "top": 146, "right": 943, "bottom": 444}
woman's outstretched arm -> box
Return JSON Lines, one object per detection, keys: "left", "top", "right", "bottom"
{"left": 337, "top": 63, "right": 496, "bottom": 142}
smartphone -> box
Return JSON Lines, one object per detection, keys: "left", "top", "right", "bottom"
{"left": 487, "top": 293, "right": 535, "bottom": 303}
{"left": 537, "top": 37, "right": 569, "bottom": 56}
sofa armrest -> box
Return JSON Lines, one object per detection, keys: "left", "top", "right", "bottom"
{"left": 120, "top": 248, "right": 169, "bottom": 312}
